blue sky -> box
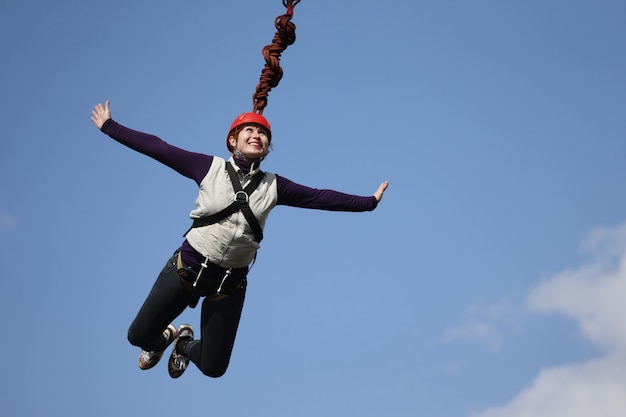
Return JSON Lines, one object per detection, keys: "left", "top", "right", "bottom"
{"left": 2, "top": 0, "right": 626, "bottom": 416}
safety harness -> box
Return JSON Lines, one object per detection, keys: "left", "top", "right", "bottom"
{"left": 186, "top": 162, "right": 265, "bottom": 243}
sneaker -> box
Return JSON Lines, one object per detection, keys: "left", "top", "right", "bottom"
{"left": 168, "top": 324, "right": 194, "bottom": 378}
{"left": 138, "top": 324, "right": 178, "bottom": 370}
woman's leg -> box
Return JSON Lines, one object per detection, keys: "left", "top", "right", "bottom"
{"left": 187, "top": 284, "right": 246, "bottom": 377}
{"left": 127, "top": 252, "right": 192, "bottom": 352}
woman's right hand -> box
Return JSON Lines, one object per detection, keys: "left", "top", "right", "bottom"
{"left": 90, "top": 100, "right": 111, "bottom": 130}
{"left": 373, "top": 180, "right": 389, "bottom": 202}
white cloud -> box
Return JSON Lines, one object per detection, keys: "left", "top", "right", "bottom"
{"left": 473, "top": 354, "right": 626, "bottom": 417}
{"left": 473, "top": 223, "right": 626, "bottom": 417}
{"left": 444, "top": 299, "right": 522, "bottom": 353}
{"left": 445, "top": 320, "right": 502, "bottom": 353}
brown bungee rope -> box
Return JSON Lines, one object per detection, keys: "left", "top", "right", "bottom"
{"left": 252, "top": 0, "right": 301, "bottom": 115}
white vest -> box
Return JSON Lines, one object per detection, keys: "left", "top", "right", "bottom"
{"left": 185, "top": 156, "right": 278, "bottom": 268}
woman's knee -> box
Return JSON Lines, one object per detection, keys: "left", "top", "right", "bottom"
{"left": 199, "top": 363, "right": 228, "bottom": 378}
{"left": 193, "top": 348, "right": 230, "bottom": 377}
{"left": 127, "top": 324, "right": 143, "bottom": 348}
{"left": 127, "top": 321, "right": 156, "bottom": 349}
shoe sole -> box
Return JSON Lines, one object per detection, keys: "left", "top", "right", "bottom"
{"left": 168, "top": 324, "right": 194, "bottom": 378}
{"left": 138, "top": 324, "right": 179, "bottom": 370}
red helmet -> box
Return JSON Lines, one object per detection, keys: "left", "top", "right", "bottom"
{"left": 226, "top": 112, "right": 272, "bottom": 152}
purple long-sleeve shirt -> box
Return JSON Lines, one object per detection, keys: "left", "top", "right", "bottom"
{"left": 101, "top": 119, "right": 377, "bottom": 269}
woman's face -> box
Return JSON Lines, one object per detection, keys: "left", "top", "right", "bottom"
{"left": 228, "top": 124, "right": 270, "bottom": 160}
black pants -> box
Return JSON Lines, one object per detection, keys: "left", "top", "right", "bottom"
{"left": 127, "top": 252, "right": 246, "bottom": 377}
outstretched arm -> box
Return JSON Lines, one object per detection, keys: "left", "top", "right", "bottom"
{"left": 89, "top": 100, "right": 212, "bottom": 183}
{"left": 276, "top": 176, "right": 389, "bottom": 212}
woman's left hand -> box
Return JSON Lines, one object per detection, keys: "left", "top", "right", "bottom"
{"left": 90, "top": 100, "right": 111, "bottom": 130}
{"left": 373, "top": 181, "right": 389, "bottom": 202}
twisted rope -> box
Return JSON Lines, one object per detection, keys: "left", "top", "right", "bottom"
{"left": 252, "top": 0, "right": 301, "bottom": 114}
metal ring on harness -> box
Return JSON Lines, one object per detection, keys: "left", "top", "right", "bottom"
{"left": 235, "top": 190, "right": 249, "bottom": 204}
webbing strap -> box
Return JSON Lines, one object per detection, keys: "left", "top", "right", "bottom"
{"left": 224, "top": 163, "right": 264, "bottom": 243}
{"left": 186, "top": 163, "right": 265, "bottom": 243}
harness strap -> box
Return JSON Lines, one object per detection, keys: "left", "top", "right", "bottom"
{"left": 185, "top": 162, "right": 265, "bottom": 243}
{"left": 224, "top": 163, "right": 265, "bottom": 243}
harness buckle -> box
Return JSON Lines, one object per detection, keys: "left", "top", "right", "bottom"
{"left": 235, "top": 190, "right": 249, "bottom": 204}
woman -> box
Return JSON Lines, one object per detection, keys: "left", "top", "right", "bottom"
{"left": 90, "top": 100, "right": 389, "bottom": 378}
